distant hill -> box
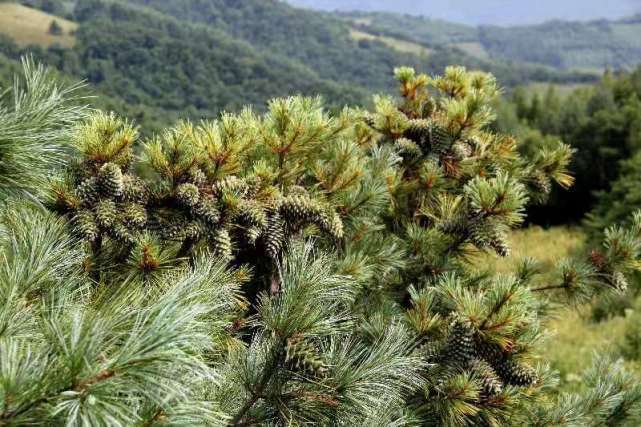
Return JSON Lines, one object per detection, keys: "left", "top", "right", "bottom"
{"left": 287, "top": 0, "right": 641, "bottom": 26}
{"left": 0, "top": 0, "right": 599, "bottom": 133}
{"left": 340, "top": 11, "right": 641, "bottom": 71}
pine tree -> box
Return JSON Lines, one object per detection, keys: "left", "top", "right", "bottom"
{"left": 4, "top": 60, "right": 641, "bottom": 425}
{"left": 337, "top": 66, "right": 641, "bottom": 425}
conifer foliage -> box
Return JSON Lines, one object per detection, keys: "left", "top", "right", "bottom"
{"left": 3, "top": 60, "right": 641, "bottom": 425}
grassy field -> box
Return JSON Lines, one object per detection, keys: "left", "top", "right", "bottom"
{"left": 477, "top": 226, "right": 641, "bottom": 390}
{"left": 0, "top": 3, "right": 77, "bottom": 48}
{"left": 453, "top": 42, "right": 488, "bottom": 60}
{"left": 472, "top": 225, "right": 585, "bottom": 284}
{"left": 524, "top": 82, "right": 593, "bottom": 98}
{"left": 349, "top": 29, "right": 433, "bottom": 56}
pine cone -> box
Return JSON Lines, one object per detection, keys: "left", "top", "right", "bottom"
{"left": 320, "top": 210, "right": 344, "bottom": 240}
{"left": 211, "top": 228, "right": 232, "bottom": 260}
{"left": 395, "top": 137, "right": 423, "bottom": 159}
{"left": 285, "top": 336, "right": 328, "bottom": 377}
{"left": 110, "top": 223, "right": 134, "bottom": 245}
{"left": 532, "top": 170, "right": 552, "bottom": 198}
{"left": 451, "top": 141, "right": 473, "bottom": 160}
{"left": 488, "top": 228, "right": 510, "bottom": 258}
{"left": 122, "top": 174, "right": 148, "bottom": 203}
{"left": 76, "top": 177, "right": 99, "bottom": 207}
{"left": 469, "top": 358, "right": 503, "bottom": 402}
{"left": 245, "top": 226, "right": 262, "bottom": 245}
{"left": 75, "top": 210, "right": 99, "bottom": 242}
{"left": 429, "top": 124, "right": 454, "bottom": 153}
{"left": 493, "top": 359, "right": 537, "bottom": 387}
{"left": 97, "top": 163, "right": 124, "bottom": 199}
{"left": 279, "top": 195, "right": 342, "bottom": 239}
{"left": 404, "top": 119, "right": 431, "bottom": 148}
{"left": 176, "top": 183, "right": 200, "bottom": 208}
{"left": 95, "top": 199, "right": 118, "bottom": 229}
{"left": 236, "top": 201, "right": 267, "bottom": 229}
{"left": 123, "top": 203, "right": 147, "bottom": 229}
{"left": 192, "top": 197, "right": 220, "bottom": 226}
{"left": 470, "top": 220, "right": 510, "bottom": 257}
{"left": 280, "top": 195, "right": 322, "bottom": 223}
{"left": 441, "top": 318, "right": 476, "bottom": 365}
{"left": 183, "top": 221, "right": 203, "bottom": 241}
{"left": 610, "top": 271, "right": 628, "bottom": 292}
{"left": 187, "top": 166, "right": 207, "bottom": 187}
{"left": 475, "top": 339, "right": 537, "bottom": 387}
{"left": 212, "top": 176, "right": 248, "bottom": 198}
{"left": 264, "top": 209, "right": 285, "bottom": 260}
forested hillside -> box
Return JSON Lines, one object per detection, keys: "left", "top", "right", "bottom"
{"left": 289, "top": 0, "right": 640, "bottom": 26}
{"left": 0, "top": 0, "right": 597, "bottom": 132}
{"left": 341, "top": 12, "right": 641, "bottom": 72}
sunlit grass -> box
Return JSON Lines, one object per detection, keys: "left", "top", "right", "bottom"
{"left": 472, "top": 225, "right": 585, "bottom": 285}
{"left": 0, "top": 3, "right": 77, "bottom": 48}
{"left": 475, "top": 226, "right": 641, "bottom": 390}
{"left": 349, "top": 29, "right": 433, "bottom": 56}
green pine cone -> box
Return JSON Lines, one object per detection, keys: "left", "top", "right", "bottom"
{"left": 416, "top": 341, "right": 442, "bottom": 363}
{"left": 395, "top": 137, "right": 423, "bottom": 159}
{"left": 97, "top": 163, "right": 124, "bottom": 199}
{"left": 176, "top": 183, "right": 200, "bottom": 208}
{"left": 404, "top": 119, "right": 431, "bottom": 147}
{"left": 493, "top": 359, "right": 537, "bottom": 387}
{"left": 451, "top": 141, "right": 473, "bottom": 160}
{"left": 160, "top": 221, "right": 184, "bottom": 241}
{"left": 123, "top": 203, "right": 147, "bottom": 229}
{"left": 264, "top": 209, "right": 285, "bottom": 260}
{"left": 122, "top": 174, "right": 148, "bottom": 203}
{"left": 610, "top": 271, "right": 629, "bottom": 292}
{"left": 95, "top": 199, "right": 118, "bottom": 229}
{"left": 470, "top": 220, "right": 511, "bottom": 257}
{"left": 280, "top": 194, "right": 324, "bottom": 226}
{"left": 211, "top": 228, "right": 232, "bottom": 260}
{"left": 469, "top": 358, "right": 503, "bottom": 402}
{"left": 75, "top": 210, "right": 99, "bottom": 242}
{"left": 184, "top": 221, "right": 204, "bottom": 241}
{"left": 110, "top": 222, "right": 135, "bottom": 245}
{"left": 236, "top": 201, "right": 267, "bottom": 229}
{"left": 289, "top": 185, "right": 310, "bottom": 197}
{"left": 245, "top": 226, "right": 262, "bottom": 245}
{"left": 192, "top": 197, "right": 220, "bottom": 226}
{"left": 429, "top": 123, "right": 454, "bottom": 152}
{"left": 489, "top": 228, "right": 510, "bottom": 258}
{"left": 285, "top": 336, "right": 328, "bottom": 377}
{"left": 212, "top": 176, "right": 248, "bottom": 198}
{"left": 474, "top": 338, "right": 504, "bottom": 362}
{"left": 187, "top": 166, "right": 207, "bottom": 187}
{"left": 76, "top": 177, "right": 100, "bottom": 207}
{"left": 532, "top": 170, "right": 552, "bottom": 195}
{"left": 442, "top": 318, "right": 476, "bottom": 365}
{"left": 320, "top": 210, "right": 344, "bottom": 240}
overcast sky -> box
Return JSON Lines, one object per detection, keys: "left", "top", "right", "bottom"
{"left": 287, "top": 0, "right": 641, "bottom": 26}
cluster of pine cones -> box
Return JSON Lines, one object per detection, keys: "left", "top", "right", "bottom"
{"left": 54, "top": 161, "right": 344, "bottom": 262}
{"left": 436, "top": 318, "right": 537, "bottom": 403}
